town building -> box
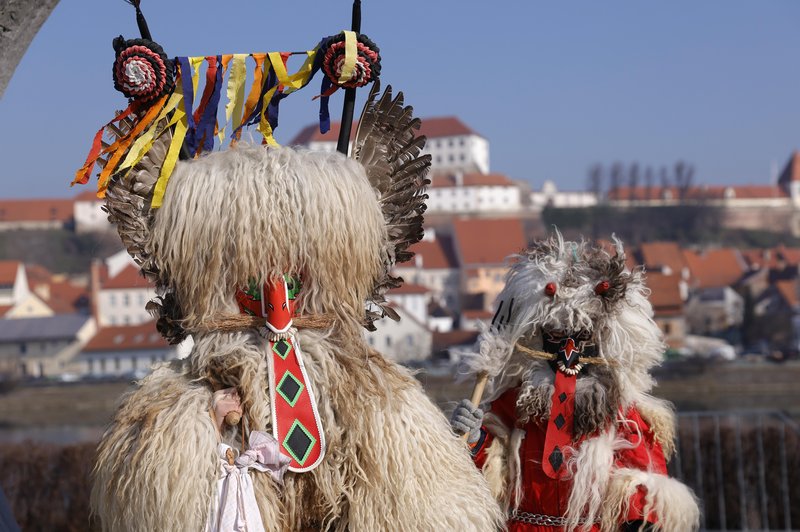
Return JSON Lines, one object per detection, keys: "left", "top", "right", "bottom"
{"left": 394, "top": 230, "right": 460, "bottom": 310}
{"left": 681, "top": 248, "right": 747, "bottom": 341}
{"left": 0, "top": 261, "right": 33, "bottom": 317}
{"left": 95, "top": 261, "right": 156, "bottom": 327}
{"left": 530, "top": 180, "right": 598, "bottom": 209}
{"left": 638, "top": 242, "right": 691, "bottom": 281}
{"left": 0, "top": 197, "right": 73, "bottom": 231}
{"left": 0, "top": 314, "right": 96, "bottom": 378}
{"left": 452, "top": 218, "right": 528, "bottom": 311}
{"left": 290, "top": 116, "right": 489, "bottom": 175}
{"left": 73, "top": 189, "right": 110, "bottom": 233}
{"left": 385, "top": 283, "right": 430, "bottom": 325}
{"left": 426, "top": 172, "right": 522, "bottom": 214}
{"left": 75, "top": 320, "right": 186, "bottom": 377}
{"left": 365, "top": 304, "right": 432, "bottom": 363}
{"left": 645, "top": 272, "right": 687, "bottom": 349}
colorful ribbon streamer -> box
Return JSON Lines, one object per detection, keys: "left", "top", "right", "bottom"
{"left": 74, "top": 37, "right": 344, "bottom": 207}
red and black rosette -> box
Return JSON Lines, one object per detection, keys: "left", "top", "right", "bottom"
{"left": 320, "top": 32, "right": 381, "bottom": 89}
{"left": 112, "top": 36, "right": 175, "bottom": 105}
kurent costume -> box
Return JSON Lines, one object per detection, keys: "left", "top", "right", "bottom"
{"left": 73, "top": 3, "right": 502, "bottom": 530}
{"left": 452, "top": 235, "right": 700, "bottom": 531}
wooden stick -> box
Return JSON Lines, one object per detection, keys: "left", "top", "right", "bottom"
{"left": 462, "top": 370, "right": 489, "bottom": 441}
{"left": 336, "top": 0, "right": 362, "bottom": 155}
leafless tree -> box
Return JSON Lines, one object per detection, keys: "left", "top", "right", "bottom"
{"left": 627, "top": 163, "right": 640, "bottom": 200}
{"left": 609, "top": 162, "right": 624, "bottom": 199}
{"left": 587, "top": 164, "right": 603, "bottom": 200}
{"left": 0, "top": 0, "right": 60, "bottom": 97}
{"left": 660, "top": 166, "right": 670, "bottom": 192}
{"left": 644, "top": 166, "right": 654, "bottom": 202}
{"left": 674, "top": 160, "right": 695, "bottom": 201}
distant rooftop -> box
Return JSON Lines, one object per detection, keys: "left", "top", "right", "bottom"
{"left": 429, "top": 173, "right": 514, "bottom": 188}
{"left": 398, "top": 237, "right": 458, "bottom": 270}
{"left": 453, "top": 218, "right": 527, "bottom": 266}
{"left": 645, "top": 272, "right": 683, "bottom": 316}
{"left": 683, "top": 248, "right": 747, "bottom": 289}
{"left": 0, "top": 261, "right": 20, "bottom": 286}
{"left": 608, "top": 185, "right": 787, "bottom": 201}
{"left": 83, "top": 321, "right": 168, "bottom": 352}
{"left": 0, "top": 198, "right": 73, "bottom": 223}
{"left": 388, "top": 283, "right": 429, "bottom": 295}
{"left": 102, "top": 264, "right": 151, "bottom": 290}
{"left": 289, "top": 116, "right": 480, "bottom": 145}
{"left": 0, "top": 314, "right": 90, "bottom": 343}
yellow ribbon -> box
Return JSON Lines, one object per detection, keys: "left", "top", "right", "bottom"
{"left": 338, "top": 31, "right": 358, "bottom": 84}
{"left": 222, "top": 53, "right": 248, "bottom": 143}
{"left": 151, "top": 101, "right": 189, "bottom": 208}
{"left": 117, "top": 91, "right": 182, "bottom": 174}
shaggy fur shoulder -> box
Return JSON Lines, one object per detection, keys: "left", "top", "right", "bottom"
{"left": 634, "top": 394, "right": 677, "bottom": 459}
{"left": 93, "top": 328, "right": 504, "bottom": 531}
{"left": 92, "top": 364, "right": 218, "bottom": 532}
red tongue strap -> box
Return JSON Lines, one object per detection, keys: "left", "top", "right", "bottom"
{"left": 236, "top": 278, "right": 325, "bottom": 472}
{"left": 542, "top": 338, "right": 579, "bottom": 479}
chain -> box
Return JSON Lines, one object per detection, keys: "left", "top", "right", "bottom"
{"left": 509, "top": 510, "right": 592, "bottom": 527}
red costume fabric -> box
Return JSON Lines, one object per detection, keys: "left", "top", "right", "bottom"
{"left": 472, "top": 387, "right": 667, "bottom": 532}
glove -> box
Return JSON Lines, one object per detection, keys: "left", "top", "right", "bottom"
{"left": 450, "top": 399, "right": 484, "bottom": 444}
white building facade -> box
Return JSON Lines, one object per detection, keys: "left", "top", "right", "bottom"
{"left": 426, "top": 173, "right": 522, "bottom": 214}
{"left": 365, "top": 305, "right": 432, "bottom": 363}
{"left": 290, "top": 116, "right": 489, "bottom": 175}
{"left": 530, "top": 180, "right": 598, "bottom": 209}
{"left": 74, "top": 190, "right": 111, "bottom": 233}
{"left": 96, "top": 263, "right": 156, "bottom": 327}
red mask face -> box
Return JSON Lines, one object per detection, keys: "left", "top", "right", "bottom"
{"left": 236, "top": 276, "right": 298, "bottom": 334}
{"left": 263, "top": 278, "right": 293, "bottom": 334}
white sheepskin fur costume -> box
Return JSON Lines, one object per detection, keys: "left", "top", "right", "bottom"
{"left": 466, "top": 233, "right": 700, "bottom": 531}
{"left": 92, "top": 146, "right": 504, "bottom": 531}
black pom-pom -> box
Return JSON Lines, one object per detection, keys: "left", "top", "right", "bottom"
{"left": 112, "top": 36, "right": 174, "bottom": 104}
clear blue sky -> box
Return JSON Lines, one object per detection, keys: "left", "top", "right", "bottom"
{"left": 1, "top": 0, "right": 799, "bottom": 198}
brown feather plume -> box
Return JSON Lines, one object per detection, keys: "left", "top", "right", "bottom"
{"left": 352, "top": 82, "right": 431, "bottom": 329}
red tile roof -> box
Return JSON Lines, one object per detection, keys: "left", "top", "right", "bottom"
{"left": 430, "top": 173, "right": 515, "bottom": 188}
{"left": 101, "top": 264, "right": 151, "bottom": 290}
{"left": 682, "top": 248, "right": 746, "bottom": 289}
{"left": 83, "top": 321, "right": 169, "bottom": 352}
{"left": 0, "top": 199, "right": 73, "bottom": 223}
{"left": 432, "top": 330, "right": 480, "bottom": 352}
{"left": 462, "top": 309, "right": 493, "bottom": 320}
{"left": 741, "top": 249, "right": 777, "bottom": 270}
{"left": 46, "top": 281, "right": 90, "bottom": 313}
{"left": 0, "top": 261, "right": 20, "bottom": 286}
{"left": 645, "top": 272, "right": 683, "bottom": 316}
{"left": 640, "top": 242, "right": 688, "bottom": 274}
{"left": 608, "top": 185, "right": 787, "bottom": 201}
{"left": 0, "top": 305, "right": 12, "bottom": 316}
{"left": 388, "top": 283, "right": 429, "bottom": 295}
{"left": 290, "top": 116, "right": 479, "bottom": 145}
{"left": 740, "top": 247, "right": 800, "bottom": 270}
{"left": 73, "top": 189, "right": 102, "bottom": 201}
{"left": 398, "top": 239, "right": 457, "bottom": 269}
{"left": 728, "top": 185, "right": 787, "bottom": 199}
{"left": 453, "top": 218, "right": 527, "bottom": 266}
{"left": 24, "top": 263, "right": 52, "bottom": 287}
